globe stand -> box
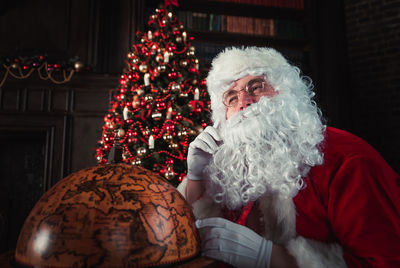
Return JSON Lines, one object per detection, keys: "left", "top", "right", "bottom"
{"left": 107, "top": 129, "right": 123, "bottom": 164}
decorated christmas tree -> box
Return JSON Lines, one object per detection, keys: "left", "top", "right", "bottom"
{"left": 95, "top": 6, "right": 211, "bottom": 186}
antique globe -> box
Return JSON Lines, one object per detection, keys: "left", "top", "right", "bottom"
{"left": 14, "top": 164, "right": 200, "bottom": 267}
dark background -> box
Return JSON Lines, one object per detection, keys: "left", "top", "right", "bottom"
{"left": 0, "top": 0, "right": 399, "bottom": 253}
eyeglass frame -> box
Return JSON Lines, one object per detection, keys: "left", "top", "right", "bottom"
{"left": 222, "top": 76, "right": 269, "bottom": 108}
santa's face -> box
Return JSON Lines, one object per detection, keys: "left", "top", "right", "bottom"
{"left": 206, "top": 76, "right": 325, "bottom": 210}
{"left": 224, "top": 75, "right": 277, "bottom": 119}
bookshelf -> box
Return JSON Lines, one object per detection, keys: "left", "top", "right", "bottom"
{"left": 142, "top": 0, "right": 312, "bottom": 76}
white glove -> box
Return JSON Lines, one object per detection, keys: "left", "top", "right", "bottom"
{"left": 196, "top": 217, "right": 272, "bottom": 268}
{"left": 187, "top": 126, "right": 222, "bottom": 181}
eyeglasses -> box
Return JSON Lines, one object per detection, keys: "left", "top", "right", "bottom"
{"left": 222, "top": 78, "right": 268, "bottom": 108}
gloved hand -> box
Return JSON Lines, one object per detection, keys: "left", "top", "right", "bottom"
{"left": 187, "top": 126, "right": 222, "bottom": 181}
{"left": 196, "top": 217, "right": 272, "bottom": 268}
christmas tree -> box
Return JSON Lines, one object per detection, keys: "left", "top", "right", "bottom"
{"left": 95, "top": 6, "right": 211, "bottom": 186}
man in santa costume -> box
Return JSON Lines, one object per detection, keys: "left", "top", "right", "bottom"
{"left": 177, "top": 47, "right": 400, "bottom": 267}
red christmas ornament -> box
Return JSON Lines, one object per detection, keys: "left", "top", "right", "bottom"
{"left": 128, "top": 72, "right": 140, "bottom": 82}
{"left": 168, "top": 72, "right": 177, "bottom": 80}
{"left": 157, "top": 102, "right": 166, "bottom": 110}
{"left": 167, "top": 43, "right": 176, "bottom": 52}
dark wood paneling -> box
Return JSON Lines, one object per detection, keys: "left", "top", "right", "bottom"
{"left": 0, "top": 0, "right": 70, "bottom": 55}
{"left": 0, "top": 0, "right": 142, "bottom": 74}
{"left": 70, "top": 116, "right": 105, "bottom": 172}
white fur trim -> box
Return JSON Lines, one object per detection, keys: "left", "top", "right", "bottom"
{"left": 258, "top": 193, "right": 297, "bottom": 244}
{"left": 206, "top": 47, "right": 290, "bottom": 128}
{"left": 286, "top": 236, "right": 346, "bottom": 268}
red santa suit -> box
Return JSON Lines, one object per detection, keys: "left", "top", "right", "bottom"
{"left": 178, "top": 127, "right": 400, "bottom": 268}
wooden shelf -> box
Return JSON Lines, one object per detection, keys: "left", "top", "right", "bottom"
{"left": 146, "top": 0, "right": 305, "bottom": 20}
{"left": 190, "top": 31, "right": 308, "bottom": 49}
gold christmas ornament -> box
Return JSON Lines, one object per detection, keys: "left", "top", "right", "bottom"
{"left": 117, "top": 129, "right": 125, "bottom": 138}
{"left": 171, "top": 83, "right": 181, "bottom": 92}
{"left": 176, "top": 37, "right": 182, "bottom": 43}
{"left": 137, "top": 147, "right": 147, "bottom": 157}
{"left": 106, "top": 121, "right": 113, "bottom": 129}
{"left": 132, "top": 98, "right": 141, "bottom": 108}
{"left": 163, "top": 133, "right": 173, "bottom": 142}
{"left": 155, "top": 54, "right": 164, "bottom": 63}
{"left": 195, "top": 125, "right": 204, "bottom": 133}
{"left": 179, "top": 92, "right": 188, "bottom": 98}
{"left": 144, "top": 94, "right": 154, "bottom": 102}
{"left": 189, "top": 129, "right": 197, "bottom": 136}
{"left": 169, "top": 143, "right": 178, "bottom": 150}
{"left": 189, "top": 46, "right": 195, "bottom": 52}
{"left": 157, "top": 65, "right": 166, "bottom": 73}
{"left": 164, "top": 167, "right": 175, "bottom": 180}
{"left": 179, "top": 59, "right": 188, "bottom": 68}
{"left": 132, "top": 159, "right": 142, "bottom": 165}
{"left": 177, "top": 130, "right": 187, "bottom": 139}
{"left": 139, "top": 64, "right": 148, "bottom": 73}
{"left": 187, "top": 51, "right": 195, "bottom": 57}
{"left": 74, "top": 61, "right": 85, "bottom": 72}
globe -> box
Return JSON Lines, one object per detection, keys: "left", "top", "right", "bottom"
{"left": 14, "top": 164, "right": 200, "bottom": 267}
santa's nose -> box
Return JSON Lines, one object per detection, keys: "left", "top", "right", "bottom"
{"left": 238, "top": 91, "right": 255, "bottom": 110}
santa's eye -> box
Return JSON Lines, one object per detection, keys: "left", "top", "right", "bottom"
{"left": 227, "top": 95, "right": 239, "bottom": 106}
{"left": 248, "top": 82, "right": 265, "bottom": 95}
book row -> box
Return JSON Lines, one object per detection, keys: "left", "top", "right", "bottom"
{"left": 178, "top": 11, "right": 305, "bottom": 39}
{"left": 192, "top": 41, "right": 308, "bottom": 70}
{"left": 207, "top": 0, "right": 304, "bottom": 9}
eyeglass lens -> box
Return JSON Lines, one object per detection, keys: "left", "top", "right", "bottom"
{"left": 223, "top": 78, "right": 266, "bottom": 107}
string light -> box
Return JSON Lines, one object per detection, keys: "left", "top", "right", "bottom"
{"left": 0, "top": 56, "right": 85, "bottom": 88}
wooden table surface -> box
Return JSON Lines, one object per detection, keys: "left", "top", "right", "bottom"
{"left": 0, "top": 250, "right": 218, "bottom": 268}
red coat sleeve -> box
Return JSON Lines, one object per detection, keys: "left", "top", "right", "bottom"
{"left": 295, "top": 128, "right": 400, "bottom": 267}
{"left": 327, "top": 153, "right": 400, "bottom": 267}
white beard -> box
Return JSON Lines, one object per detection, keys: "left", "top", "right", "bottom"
{"left": 206, "top": 92, "right": 325, "bottom": 210}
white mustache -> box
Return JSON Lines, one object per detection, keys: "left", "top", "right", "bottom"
{"left": 225, "top": 101, "right": 263, "bottom": 129}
